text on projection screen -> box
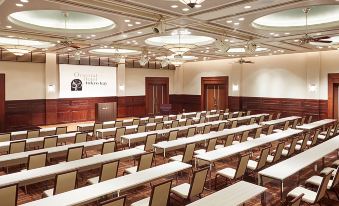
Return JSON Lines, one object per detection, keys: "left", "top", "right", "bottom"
{"left": 59, "top": 64, "right": 117, "bottom": 98}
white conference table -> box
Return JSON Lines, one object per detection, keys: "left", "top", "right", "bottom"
{"left": 20, "top": 161, "right": 191, "bottom": 206}
{"left": 186, "top": 181, "right": 267, "bottom": 206}
{"left": 153, "top": 124, "right": 261, "bottom": 157}
{"left": 258, "top": 135, "right": 339, "bottom": 199}
{"left": 0, "top": 139, "right": 110, "bottom": 167}
{"left": 0, "top": 148, "right": 145, "bottom": 188}
{"left": 261, "top": 116, "right": 301, "bottom": 126}
{"left": 228, "top": 113, "right": 269, "bottom": 122}
{"left": 121, "top": 120, "right": 228, "bottom": 147}
{"left": 0, "top": 132, "right": 80, "bottom": 153}
{"left": 296, "top": 119, "right": 336, "bottom": 131}
{"left": 10, "top": 127, "right": 57, "bottom": 140}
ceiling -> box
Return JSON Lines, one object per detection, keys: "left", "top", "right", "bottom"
{"left": 1, "top": 0, "right": 339, "bottom": 62}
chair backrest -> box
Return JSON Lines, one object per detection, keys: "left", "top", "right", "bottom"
{"left": 268, "top": 114, "right": 273, "bottom": 121}
{"left": 144, "top": 134, "right": 157, "bottom": 151}
{"left": 324, "top": 125, "right": 333, "bottom": 140}
{"left": 0, "top": 184, "right": 18, "bottom": 206}
{"left": 43, "top": 136, "right": 58, "bottom": 149}
{"left": 171, "top": 120, "right": 179, "bottom": 128}
{"left": 206, "top": 111, "right": 211, "bottom": 116}
{"left": 225, "top": 134, "right": 234, "bottom": 147}
{"left": 203, "top": 124, "right": 211, "bottom": 134}
{"left": 218, "top": 114, "right": 224, "bottom": 121}
{"left": 299, "top": 133, "right": 309, "bottom": 151}
{"left": 291, "top": 119, "right": 298, "bottom": 129}
{"left": 227, "top": 112, "right": 233, "bottom": 119}
{"left": 199, "top": 117, "right": 206, "bottom": 124}
{"left": 307, "top": 115, "right": 313, "bottom": 124}
{"left": 56, "top": 126, "right": 67, "bottom": 135}
{"left": 246, "top": 111, "right": 251, "bottom": 116}
{"left": 74, "top": 133, "right": 87, "bottom": 143}
{"left": 206, "top": 138, "right": 217, "bottom": 152}
{"left": 272, "top": 141, "right": 285, "bottom": 163}
{"left": 249, "top": 117, "right": 255, "bottom": 125}
{"left": 288, "top": 194, "right": 303, "bottom": 206}
{"left": 149, "top": 179, "right": 172, "bottom": 206}
{"left": 155, "top": 123, "right": 164, "bottom": 130}
{"left": 103, "top": 122, "right": 115, "bottom": 129}
{"left": 163, "top": 116, "right": 169, "bottom": 121}
{"left": 186, "top": 118, "right": 193, "bottom": 126}
{"left": 27, "top": 130, "right": 40, "bottom": 139}
{"left": 0, "top": 133, "right": 11, "bottom": 142}
{"left": 283, "top": 121, "right": 290, "bottom": 130}
{"left": 332, "top": 122, "right": 339, "bottom": 136}
{"left": 240, "top": 131, "right": 250, "bottom": 143}
{"left": 168, "top": 130, "right": 178, "bottom": 141}
{"left": 137, "top": 125, "right": 146, "bottom": 133}
{"left": 100, "top": 195, "right": 126, "bottom": 206}
{"left": 258, "top": 116, "right": 265, "bottom": 124}
{"left": 267, "top": 125, "right": 274, "bottom": 135}
{"left": 231, "top": 120, "right": 238, "bottom": 129}
{"left": 314, "top": 171, "right": 333, "bottom": 202}
{"left": 188, "top": 168, "right": 209, "bottom": 199}
{"left": 237, "top": 112, "right": 243, "bottom": 117}
{"left": 299, "top": 117, "right": 306, "bottom": 125}
{"left": 132, "top": 119, "right": 140, "bottom": 126}
{"left": 115, "top": 121, "right": 123, "bottom": 128}
{"left": 101, "top": 141, "right": 116, "bottom": 155}
{"left": 27, "top": 152, "right": 47, "bottom": 170}
{"left": 114, "top": 127, "right": 126, "bottom": 142}
{"left": 310, "top": 130, "right": 320, "bottom": 146}
{"left": 99, "top": 160, "right": 119, "bottom": 182}
{"left": 66, "top": 146, "right": 84, "bottom": 162}
{"left": 148, "top": 117, "right": 155, "bottom": 123}
{"left": 187, "top": 127, "right": 196, "bottom": 137}
{"left": 182, "top": 143, "right": 196, "bottom": 163}
{"left": 276, "top": 113, "right": 281, "bottom": 119}
{"left": 225, "top": 108, "right": 229, "bottom": 113}
{"left": 287, "top": 137, "right": 299, "bottom": 156}
{"left": 93, "top": 123, "right": 103, "bottom": 138}
{"left": 9, "top": 140, "right": 26, "bottom": 154}
{"left": 330, "top": 166, "right": 339, "bottom": 189}
{"left": 54, "top": 170, "right": 78, "bottom": 195}
{"left": 234, "top": 153, "right": 251, "bottom": 179}
{"left": 256, "top": 146, "right": 270, "bottom": 170}
{"left": 217, "top": 122, "right": 226, "bottom": 131}
{"left": 254, "top": 127, "right": 263, "bottom": 139}
{"left": 137, "top": 152, "right": 154, "bottom": 172}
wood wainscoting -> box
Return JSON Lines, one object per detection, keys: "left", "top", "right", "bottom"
{"left": 0, "top": 74, "right": 4, "bottom": 132}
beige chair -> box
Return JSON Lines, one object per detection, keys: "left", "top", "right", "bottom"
{"left": 247, "top": 146, "right": 270, "bottom": 176}
{"left": 215, "top": 153, "right": 250, "bottom": 188}
{"left": 87, "top": 160, "right": 119, "bottom": 185}
{"left": 247, "top": 127, "right": 263, "bottom": 141}
{"left": 171, "top": 168, "right": 209, "bottom": 201}
{"left": 186, "top": 127, "right": 196, "bottom": 137}
{"left": 258, "top": 115, "right": 265, "bottom": 124}
{"left": 291, "top": 119, "right": 299, "bottom": 129}
{"left": 232, "top": 131, "right": 250, "bottom": 144}
{"left": 137, "top": 125, "right": 146, "bottom": 133}
{"left": 266, "top": 125, "right": 274, "bottom": 135}
{"left": 276, "top": 113, "right": 281, "bottom": 119}
{"left": 100, "top": 195, "right": 127, "bottom": 206}
{"left": 26, "top": 152, "right": 48, "bottom": 170}
{"left": 155, "top": 123, "right": 164, "bottom": 130}
{"left": 194, "top": 138, "right": 217, "bottom": 155}
{"left": 227, "top": 112, "right": 233, "bottom": 119}
{"left": 115, "top": 121, "right": 123, "bottom": 128}
{"left": 317, "top": 125, "right": 333, "bottom": 142}
{"left": 43, "top": 170, "right": 78, "bottom": 197}
{"left": 297, "top": 130, "right": 319, "bottom": 148}
{"left": 169, "top": 143, "right": 195, "bottom": 164}
{"left": 287, "top": 171, "right": 333, "bottom": 205}
{"left": 281, "top": 137, "right": 299, "bottom": 157}
{"left": 246, "top": 111, "right": 251, "bottom": 116}
{"left": 135, "top": 134, "right": 157, "bottom": 151}
{"left": 132, "top": 119, "right": 140, "bottom": 126}
{"left": 218, "top": 114, "right": 224, "bottom": 121}
{"left": 307, "top": 115, "right": 313, "bottom": 124}
{"left": 0, "top": 133, "right": 11, "bottom": 142}
{"left": 249, "top": 117, "right": 256, "bottom": 125}
{"left": 266, "top": 141, "right": 285, "bottom": 163}
{"left": 103, "top": 122, "right": 115, "bottom": 129}
{"left": 230, "top": 120, "right": 238, "bottom": 129}
{"left": 237, "top": 112, "right": 243, "bottom": 118}
{"left": 27, "top": 130, "right": 40, "bottom": 139}
{"left": 225, "top": 108, "right": 230, "bottom": 113}
{"left": 171, "top": 120, "right": 179, "bottom": 128}
{"left": 298, "top": 117, "right": 306, "bottom": 126}
{"left": 287, "top": 194, "right": 304, "bottom": 206}
{"left": 186, "top": 118, "right": 193, "bottom": 126}
{"left": 89, "top": 123, "right": 103, "bottom": 139}
{"left": 168, "top": 130, "right": 178, "bottom": 141}
{"left": 267, "top": 114, "right": 273, "bottom": 121}
{"left": 9, "top": 140, "right": 26, "bottom": 154}
{"left": 124, "top": 152, "right": 154, "bottom": 174}
{"left": 101, "top": 140, "right": 116, "bottom": 155}
{"left": 202, "top": 124, "right": 211, "bottom": 134}
{"left": 215, "top": 134, "right": 234, "bottom": 149}
{"left": 217, "top": 122, "right": 226, "bottom": 131}
{"left": 273, "top": 121, "right": 289, "bottom": 133}
{"left": 0, "top": 184, "right": 18, "bottom": 206}
{"left": 329, "top": 122, "right": 339, "bottom": 136}
{"left": 43, "top": 136, "right": 58, "bottom": 149}
{"left": 56, "top": 126, "right": 67, "bottom": 135}
{"left": 74, "top": 133, "right": 88, "bottom": 143}
{"left": 199, "top": 117, "right": 206, "bottom": 124}
{"left": 131, "top": 179, "right": 172, "bottom": 206}
{"left": 66, "top": 146, "right": 84, "bottom": 162}
{"left": 114, "top": 127, "right": 126, "bottom": 142}
{"left": 148, "top": 117, "right": 155, "bottom": 123}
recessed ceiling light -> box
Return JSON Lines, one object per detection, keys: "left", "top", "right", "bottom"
{"left": 274, "top": 34, "right": 280, "bottom": 37}
{"left": 86, "top": 36, "right": 91, "bottom": 39}
{"left": 318, "top": 46, "right": 323, "bottom": 49}
{"left": 226, "top": 20, "right": 232, "bottom": 23}
{"left": 67, "top": 48, "right": 72, "bottom": 51}
{"left": 124, "top": 20, "right": 130, "bottom": 22}
{"left": 238, "top": 18, "right": 245, "bottom": 21}
{"left": 182, "top": 8, "right": 189, "bottom": 11}
{"left": 284, "top": 32, "right": 290, "bottom": 35}
{"left": 127, "top": 24, "right": 133, "bottom": 27}
{"left": 234, "top": 22, "right": 239, "bottom": 26}
{"left": 195, "top": 4, "right": 202, "bottom": 8}
{"left": 91, "top": 34, "right": 96, "bottom": 37}
{"left": 7, "top": 36, "right": 15, "bottom": 38}
{"left": 294, "top": 39, "right": 299, "bottom": 42}
{"left": 270, "top": 32, "right": 275, "bottom": 35}
{"left": 171, "top": 5, "right": 178, "bottom": 8}
{"left": 104, "top": 45, "right": 108, "bottom": 48}
{"left": 76, "top": 34, "right": 82, "bottom": 38}
{"left": 20, "top": 0, "right": 29, "bottom": 2}
{"left": 121, "top": 34, "right": 128, "bottom": 38}
{"left": 244, "top": 5, "right": 251, "bottom": 9}
{"left": 316, "top": 33, "right": 322, "bottom": 35}
{"left": 6, "top": 25, "right": 12, "bottom": 29}
{"left": 224, "top": 39, "right": 229, "bottom": 42}
{"left": 16, "top": 3, "right": 24, "bottom": 7}
{"left": 135, "top": 22, "right": 141, "bottom": 25}
{"left": 134, "top": 42, "right": 138, "bottom": 45}
{"left": 137, "top": 31, "right": 143, "bottom": 34}
{"left": 230, "top": 40, "right": 235, "bottom": 43}
{"left": 126, "top": 41, "right": 131, "bottom": 44}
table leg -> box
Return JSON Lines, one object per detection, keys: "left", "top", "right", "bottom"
{"left": 163, "top": 148, "right": 166, "bottom": 158}
{"left": 209, "top": 162, "right": 213, "bottom": 189}
{"left": 129, "top": 140, "right": 131, "bottom": 148}
{"left": 281, "top": 180, "right": 284, "bottom": 200}
{"left": 261, "top": 191, "right": 267, "bottom": 206}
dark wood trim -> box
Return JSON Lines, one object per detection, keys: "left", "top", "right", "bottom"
{"left": 0, "top": 74, "right": 5, "bottom": 132}
{"left": 145, "top": 77, "right": 169, "bottom": 115}
{"left": 201, "top": 76, "right": 229, "bottom": 111}
{"left": 328, "top": 73, "right": 339, "bottom": 118}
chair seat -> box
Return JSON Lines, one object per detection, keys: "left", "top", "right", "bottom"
{"left": 247, "top": 160, "right": 258, "bottom": 170}
{"left": 297, "top": 140, "right": 312, "bottom": 146}
{"left": 171, "top": 183, "right": 190, "bottom": 199}
{"left": 281, "top": 149, "right": 288, "bottom": 156}
{"left": 88, "top": 132, "right": 94, "bottom": 137}
{"left": 232, "top": 141, "right": 240, "bottom": 145}
{"left": 125, "top": 166, "right": 137, "bottom": 174}
{"left": 286, "top": 144, "right": 301, "bottom": 150}
{"left": 169, "top": 155, "right": 183, "bottom": 162}
{"left": 266, "top": 155, "right": 274, "bottom": 163}
{"left": 287, "top": 186, "right": 317, "bottom": 204}
{"left": 260, "top": 134, "right": 266, "bottom": 138}
{"left": 131, "top": 197, "right": 150, "bottom": 206}
{"left": 215, "top": 145, "right": 224, "bottom": 150}
{"left": 43, "top": 189, "right": 54, "bottom": 197}
{"left": 194, "top": 149, "right": 206, "bottom": 155}
{"left": 305, "top": 176, "right": 332, "bottom": 189}
{"left": 333, "top": 160, "right": 339, "bottom": 167}
{"left": 246, "top": 137, "right": 254, "bottom": 141}
{"left": 317, "top": 134, "right": 326, "bottom": 140}
{"left": 320, "top": 167, "right": 337, "bottom": 177}
{"left": 216, "top": 168, "right": 236, "bottom": 179}
{"left": 87, "top": 176, "right": 99, "bottom": 185}
{"left": 273, "top": 129, "right": 283, "bottom": 133}
{"left": 135, "top": 145, "right": 145, "bottom": 150}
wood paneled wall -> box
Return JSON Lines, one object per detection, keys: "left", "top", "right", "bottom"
{"left": 0, "top": 74, "right": 5, "bottom": 132}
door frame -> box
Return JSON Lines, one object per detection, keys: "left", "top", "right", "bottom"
{"left": 201, "top": 76, "right": 229, "bottom": 111}
{"left": 0, "top": 74, "right": 4, "bottom": 132}
{"left": 328, "top": 73, "right": 339, "bottom": 118}
{"left": 145, "top": 77, "right": 169, "bottom": 115}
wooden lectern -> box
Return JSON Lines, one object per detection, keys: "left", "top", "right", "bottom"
{"left": 95, "top": 102, "right": 117, "bottom": 122}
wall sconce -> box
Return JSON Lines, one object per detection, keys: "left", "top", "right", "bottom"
{"left": 119, "top": 84, "right": 125, "bottom": 91}
{"left": 232, "top": 84, "right": 239, "bottom": 92}
{"left": 309, "top": 84, "right": 316, "bottom": 92}
{"left": 48, "top": 84, "right": 55, "bottom": 93}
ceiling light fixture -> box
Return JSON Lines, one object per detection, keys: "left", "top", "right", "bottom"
{"left": 6, "top": 25, "right": 12, "bottom": 29}
{"left": 20, "top": 0, "right": 29, "bottom": 2}
{"left": 16, "top": 3, "right": 24, "bottom": 7}
{"left": 244, "top": 5, "right": 251, "bottom": 9}
{"left": 182, "top": 8, "right": 189, "bottom": 11}
{"left": 2, "top": 45, "right": 33, "bottom": 56}
{"left": 171, "top": 5, "right": 178, "bottom": 8}
{"left": 180, "top": 0, "right": 205, "bottom": 8}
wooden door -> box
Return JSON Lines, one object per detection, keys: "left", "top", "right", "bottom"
{"left": 201, "top": 76, "right": 228, "bottom": 111}
{"left": 0, "top": 74, "right": 4, "bottom": 132}
{"left": 145, "top": 77, "right": 169, "bottom": 115}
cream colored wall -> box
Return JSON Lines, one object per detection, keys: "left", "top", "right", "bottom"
{"left": 124, "top": 68, "right": 175, "bottom": 96}
{"left": 0, "top": 61, "right": 45, "bottom": 100}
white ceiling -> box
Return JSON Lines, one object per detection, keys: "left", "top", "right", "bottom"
{"left": 1, "top": 0, "right": 339, "bottom": 61}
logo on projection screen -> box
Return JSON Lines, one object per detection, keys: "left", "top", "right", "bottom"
{"left": 71, "top": 79, "right": 83, "bottom": 91}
